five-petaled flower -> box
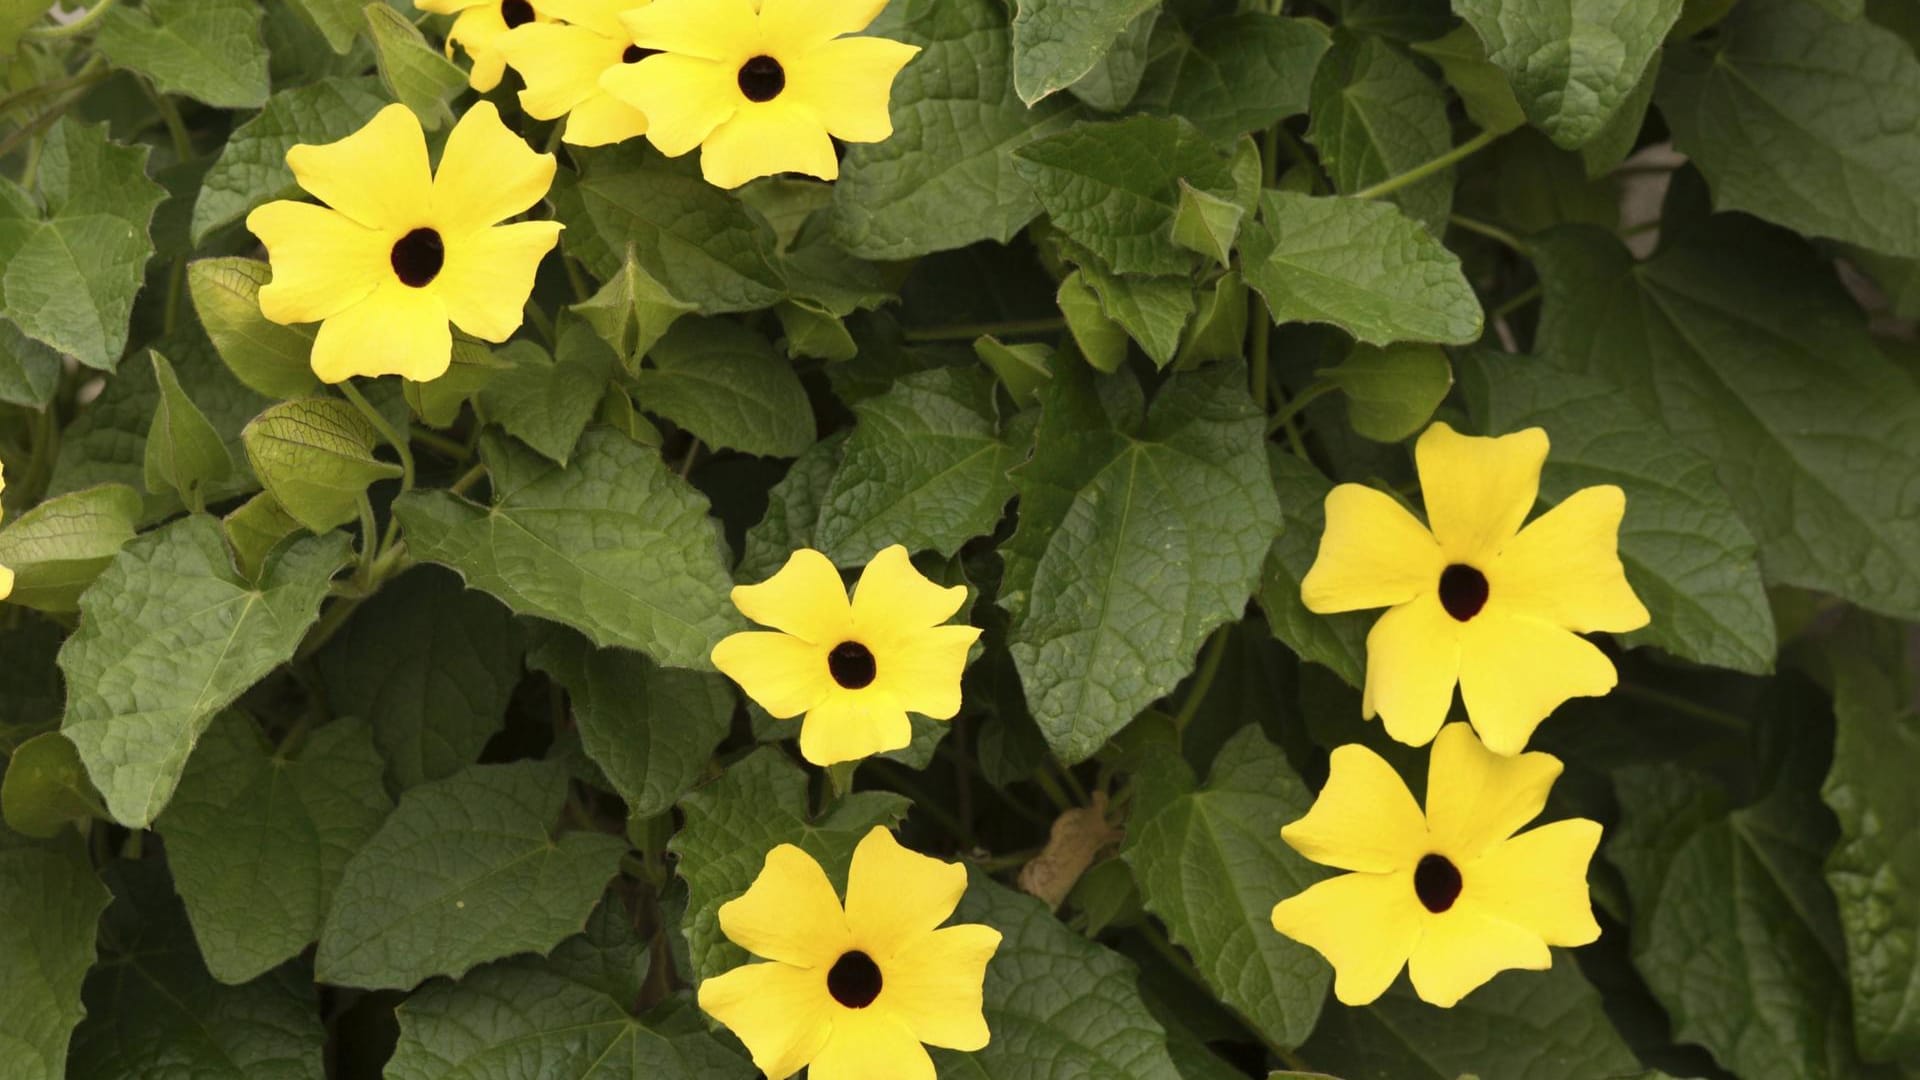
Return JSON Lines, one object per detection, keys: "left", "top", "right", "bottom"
{"left": 497, "top": 0, "right": 655, "bottom": 146}
{"left": 247, "top": 102, "right": 562, "bottom": 384}
{"left": 1301, "top": 421, "right": 1649, "bottom": 754}
{"left": 700, "top": 826, "right": 1001, "bottom": 1080}
{"left": 414, "top": 0, "right": 549, "bottom": 92}
{"left": 1270, "top": 723, "right": 1602, "bottom": 1007}
{"left": 601, "top": 0, "right": 920, "bottom": 188}
{"left": 712, "top": 545, "right": 980, "bottom": 767}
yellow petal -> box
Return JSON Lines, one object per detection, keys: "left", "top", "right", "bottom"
{"left": 538, "top": 0, "right": 636, "bottom": 38}
{"left": 1362, "top": 592, "right": 1463, "bottom": 748}
{"left": 718, "top": 843, "right": 851, "bottom": 968}
{"left": 1422, "top": 722, "right": 1564, "bottom": 860}
{"left": 732, "top": 548, "right": 854, "bottom": 644}
{"left": 445, "top": 5, "right": 512, "bottom": 92}
{"left": 286, "top": 103, "right": 432, "bottom": 232}
{"left": 1456, "top": 611, "right": 1617, "bottom": 755}
{"left": 563, "top": 90, "right": 650, "bottom": 146}
{"left": 880, "top": 923, "right": 1000, "bottom": 1051}
{"left": 758, "top": 0, "right": 889, "bottom": 49}
{"left": 784, "top": 35, "right": 919, "bottom": 143}
{"left": 413, "top": 0, "right": 492, "bottom": 12}
{"left": 808, "top": 1007, "right": 935, "bottom": 1080}
{"left": 1269, "top": 871, "right": 1424, "bottom": 1006}
{"left": 431, "top": 101, "right": 558, "bottom": 234}
{"left": 872, "top": 624, "right": 979, "bottom": 721}
{"left": 711, "top": 631, "right": 833, "bottom": 718}
{"left": 844, "top": 828, "right": 968, "bottom": 959}
{"left": 1404, "top": 903, "right": 1551, "bottom": 1007}
{"left": 697, "top": 961, "right": 835, "bottom": 1080}
{"left": 599, "top": 53, "right": 738, "bottom": 157}
{"left": 1415, "top": 422, "right": 1548, "bottom": 564}
{"left": 1465, "top": 819, "right": 1602, "bottom": 947}
{"left": 1301, "top": 484, "right": 1446, "bottom": 614}
{"left": 851, "top": 545, "right": 968, "bottom": 638}
{"left": 0, "top": 563, "right": 13, "bottom": 603}
{"left": 799, "top": 690, "right": 912, "bottom": 766}
{"left": 245, "top": 201, "right": 386, "bottom": 324}
{"left": 435, "top": 220, "right": 563, "bottom": 342}
{"left": 309, "top": 280, "right": 452, "bottom": 384}
{"left": 1488, "top": 484, "right": 1649, "bottom": 633}
{"left": 1280, "top": 743, "right": 1428, "bottom": 873}
{"left": 618, "top": 0, "right": 758, "bottom": 61}
{"left": 501, "top": 23, "right": 624, "bottom": 120}
{"left": 701, "top": 100, "right": 839, "bottom": 188}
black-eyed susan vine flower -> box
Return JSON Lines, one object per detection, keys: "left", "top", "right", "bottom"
{"left": 712, "top": 546, "right": 980, "bottom": 767}
{"left": 246, "top": 102, "right": 562, "bottom": 384}
{"left": 413, "top": 0, "right": 549, "bottom": 92}
{"left": 1301, "top": 421, "right": 1649, "bottom": 755}
{"left": 600, "top": 0, "right": 920, "bottom": 188}
{"left": 1270, "top": 722, "right": 1601, "bottom": 1007}
{"left": 496, "top": 0, "right": 654, "bottom": 147}
{"left": 700, "top": 826, "right": 1001, "bottom": 1080}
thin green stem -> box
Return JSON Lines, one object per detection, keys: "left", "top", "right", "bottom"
{"left": 1051, "top": 757, "right": 1089, "bottom": 806}
{"left": 1353, "top": 129, "right": 1500, "bottom": 201}
{"left": 354, "top": 493, "right": 380, "bottom": 582}
{"left": 412, "top": 428, "right": 469, "bottom": 461}
{"left": 1170, "top": 626, "right": 1231, "bottom": 734}
{"left": 1449, "top": 214, "right": 1531, "bottom": 255}
{"left": 338, "top": 380, "right": 415, "bottom": 493}
{"left": 450, "top": 462, "right": 488, "bottom": 497}
{"left": 1030, "top": 766, "right": 1074, "bottom": 813}
{"left": 24, "top": 0, "right": 122, "bottom": 39}
{"left": 141, "top": 79, "right": 192, "bottom": 162}
{"left": 904, "top": 316, "right": 1067, "bottom": 344}
{"left": 1267, "top": 381, "right": 1335, "bottom": 436}
{"left": 677, "top": 438, "right": 701, "bottom": 480}
{"left": 1618, "top": 682, "right": 1749, "bottom": 733}
{"left": 1491, "top": 284, "right": 1543, "bottom": 321}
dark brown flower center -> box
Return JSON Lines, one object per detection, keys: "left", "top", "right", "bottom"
{"left": 1438, "top": 563, "right": 1489, "bottom": 622}
{"left": 390, "top": 228, "right": 444, "bottom": 288}
{"left": 1414, "top": 854, "right": 1463, "bottom": 913}
{"left": 500, "top": 0, "right": 535, "bottom": 28}
{"left": 827, "top": 950, "right": 882, "bottom": 1008}
{"left": 622, "top": 43, "right": 658, "bottom": 63}
{"left": 737, "top": 55, "right": 785, "bottom": 102}
{"left": 827, "top": 641, "right": 876, "bottom": 690}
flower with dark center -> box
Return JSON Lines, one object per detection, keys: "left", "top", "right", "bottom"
{"left": 736, "top": 55, "right": 785, "bottom": 101}
{"left": 500, "top": 0, "right": 535, "bottom": 27}
{"left": 1437, "top": 564, "right": 1489, "bottom": 621}
{"left": 496, "top": 0, "right": 654, "bottom": 146}
{"left": 827, "top": 641, "right": 876, "bottom": 689}
{"left": 388, "top": 228, "right": 445, "bottom": 288}
{"left": 416, "top": 0, "right": 549, "bottom": 92}
{"left": 1270, "top": 723, "right": 1604, "bottom": 1007}
{"left": 826, "top": 950, "right": 883, "bottom": 1008}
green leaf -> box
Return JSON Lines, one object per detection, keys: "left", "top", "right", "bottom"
{"left": 1241, "top": 192, "right": 1484, "bottom": 347}
{"left": 1013, "top": 115, "right": 1234, "bottom": 278}
{"left": 0, "top": 318, "right": 60, "bottom": 408}
{"left": 0, "top": 483, "right": 141, "bottom": 614}
{"left": 776, "top": 300, "right": 859, "bottom": 362}
{"left": 0, "top": 121, "right": 165, "bottom": 371}
{"left": 315, "top": 566, "right": 524, "bottom": 790}
{"left": 1257, "top": 449, "right": 1368, "bottom": 687}
{"left": 407, "top": 338, "right": 509, "bottom": 430}
{"left": 187, "top": 258, "right": 323, "bottom": 400}
{"left": 222, "top": 491, "right": 304, "bottom": 581}
{"left": 1174, "top": 271, "right": 1250, "bottom": 371}
{"left": 1011, "top": 0, "right": 1157, "bottom": 104}
{"left": 569, "top": 245, "right": 697, "bottom": 366}
{"left": 1064, "top": 6, "right": 1158, "bottom": 111}
{"left": 975, "top": 336, "right": 1054, "bottom": 407}
{"left": 395, "top": 430, "right": 738, "bottom": 670}
{"left": 526, "top": 628, "right": 734, "bottom": 820}
{"left": 1059, "top": 269, "right": 1131, "bottom": 372}
{"left": 632, "top": 318, "right": 815, "bottom": 458}
{"left": 1306, "top": 35, "right": 1455, "bottom": 233}
{"left": 1658, "top": 0, "right": 1920, "bottom": 258}
{"left": 832, "top": 0, "right": 1081, "bottom": 260}
{"left": 0, "top": 1, "right": 56, "bottom": 53}
{"left": 1457, "top": 350, "right": 1777, "bottom": 674}
{"left": 315, "top": 760, "right": 625, "bottom": 990}
{"left": 552, "top": 144, "right": 786, "bottom": 314}
{"left": 1122, "top": 728, "right": 1330, "bottom": 1048}
{"left": 143, "top": 351, "right": 236, "bottom": 507}
{"left": 1451, "top": 0, "right": 1680, "bottom": 148}
{"left": 68, "top": 862, "right": 327, "bottom": 1079}
{"left": 1171, "top": 183, "right": 1246, "bottom": 269}
{"left": 813, "top": 366, "right": 1017, "bottom": 565}
{"left": 1411, "top": 25, "right": 1526, "bottom": 135}
{"left": 1, "top": 732, "right": 102, "bottom": 839}
{"left": 290, "top": 0, "right": 363, "bottom": 52}
{"left": 1578, "top": 48, "right": 1660, "bottom": 177}
{"left": 1134, "top": 14, "right": 1331, "bottom": 141}
{"left": 1068, "top": 248, "right": 1197, "bottom": 368}
{"left": 1319, "top": 342, "right": 1452, "bottom": 443}
{"left": 58, "top": 516, "right": 352, "bottom": 827}
{"left": 191, "top": 77, "right": 387, "bottom": 244}
{"left": 738, "top": 430, "right": 845, "bottom": 582}
{"left": 1002, "top": 363, "right": 1281, "bottom": 763}
{"left": 477, "top": 329, "right": 616, "bottom": 466}
{"left": 1534, "top": 220, "right": 1920, "bottom": 620}
{"left": 0, "top": 846, "right": 109, "bottom": 1080}
{"left": 364, "top": 2, "right": 465, "bottom": 130}
{"left": 1465, "top": 127, "right": 1619, "bottom": 236}
{"left": 95, "top": 0, "right": 270, "bottom": 109}
{"left": 670, "top": 747, "right": 908, "bottom": 981}
{"left": 157, "top": 713, "right": 392, "bottom": 985}
{"left": 242, "top": 397, "right": 404, "bottom": 534}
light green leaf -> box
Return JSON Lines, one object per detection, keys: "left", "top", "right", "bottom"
{"left": 1068, "top": 249, "right": 1196, "bottom": 368}
{"left": 1174, "top": 271, "right": 1249, "bottom": 370}
{"left": 1065, "top": 5, "right": 1157, "bottom": 111}
{"left": 222, "top": 491, "right": 304, "bottom": 581}
{"left": 315, "top": 761, "right": 625, "bottom": 990}
{"left": 290, "top": 0, "right": 363, "bottom": 52}
{"left": 478, "top": 327, "right": 616, "bottom": 466}
{"left": 775, "top": 299, "right": 859, "bottom": 362}
{"left": 1411, "top": 25, "right": 1526, "bottom": 135}
{"left": 242, "top": 397, "right": 404, "bottom": 534}
{"left": 144, "top": 351, "right": 235, "bottom": 507}
{"left": 1578, "top": 48, "right": 1659, "bottom": 177}
{"left": 1122, "top": 728, "right": 1330, "bottom": 1048}
{"left": 407, "top": 338, "right": 508, "bottom": 430}
{"left": 569, "top": 245, "right": 697, "bottom": 366}
{"left": 975, "top": 337, "right": 1054, "bottom": 407}
{"left": 395, "top": 430, "right": 738, "bottom": 670}
{"left": 58, "top": 518, "right": 350, "bottom": 827}
{"left": 0, "top": 846, "right": 109, "bottom": 1080}
{"left": 1306, "top": 34, "right": 1454, "bottom": 233}
{"left": 1011, "top": 0, "right": 1157, "bottom": 105}
{"left": 1659, "top": 0, "right": 1920, "bottom": 258}
{"left": 364, "top": 2, "right": 465, "bottom": 129}
{"left": 1058, "top": 269, "right": 1129, "bottom": 372}
{"left": 1002, "top": 363, "right": 1280, "bottom": 763}
{"left": 96, "top": 0, "right": 270, "bottom": 109}
{"left": 191, "top": 77, "right": 387, "bottom": 244}
{"left": 0, "top": 1, "right": 56, "bottom": 53}
{"left": 157, "top": 713, "right": 391, "bottom": 985}
{"left": 0, "top": 318, "right": 60, "bottom": 408}
{"left": 1, "top": 732, "right": 102, "bottom": 839}
{"left": 1171, "top": 182, "right": 1245, "bottom": 269}
{"left": 0, "top": 483, "right": 141, "bottom": 614}
{"left": 633, "top": 318, "right": 815, "bottom": 458}
{"left": 1320, "top": 342, "right": 1453, "bottom": 443}
{"left": 188, "top": 258, "right": 322, "bottom": 400}
{"left": 1135, "top": 14, "right": 1331, "bottom": 141}
{"left": 1258, "top": 449, "right": 1368, "bottom": 687}
{"left": 1241, "top": 192, "right": 1484, "bottom": 347}
{"left": 1534, "top": 220, "right": 1920, "bottom": 620}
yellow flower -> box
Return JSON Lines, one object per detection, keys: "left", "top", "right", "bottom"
{"left": 0, "top": 463, "right": 12, "bottom": 603}
{"left": 496, "top": 0, "right": 653, "bottom": 147}
{"left": 1301, "top": 421, "right": 1649, "bottom": 754}
{"left": 1270, "top": 723, "right": 1602, "bottom": 1007}
{"left": 246, "top": 102, "right": 562, "bottom": 384}
{"left": 699, "top": 826, "right": 1001, "bottom": 1080}
{"left": 414, "top": 0, "right": 550, "bottom": 91}
{"left": 712, "top": 546, "right": 980, "bottom": 767}
{"left": 599, "top": 0, "right": 920, "bottom": 188}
